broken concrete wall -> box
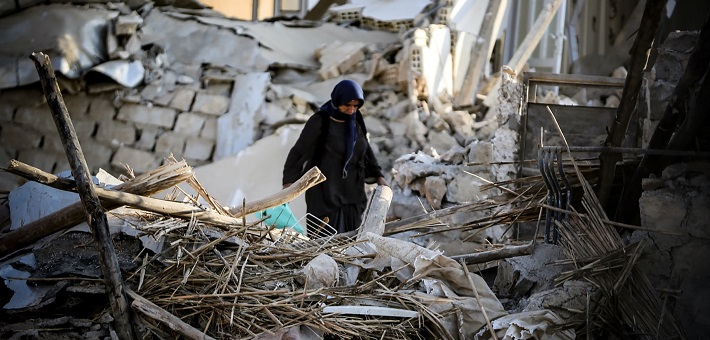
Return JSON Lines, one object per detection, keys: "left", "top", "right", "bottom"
{"left": 638, "top": 30, "right": 699, "bottom": 148}
{"left": 629, "top": 161, "right": 710, "bottom": 340}
{"left": 0, "top": 2, "right": 400, "bottom": 193}
{"left": 388, "top": 67, "right": 524, "bottom": 245}
{"left": 493, "top": 243, "right": 601, "bottom": 325}
{"left": 0, "top": 79, "right": 221, "bottom": 181}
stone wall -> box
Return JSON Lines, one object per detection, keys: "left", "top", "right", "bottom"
{"left": 639, "top": 31, "right": 699, "bottom": 147}
{"left": 0, "top": 78, "right": 229, "bottom": 191}
{"left": 630, "top": 161, "right": 710, "bottom": 339}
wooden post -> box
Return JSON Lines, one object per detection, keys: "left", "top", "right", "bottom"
{"left": 617, "top": 10, "right": 710, "bottom": 223}
{"left": 450, "top": 242, "right": 534, "bottom": 264}
{"left": 357, "top": 185, "right": 393, "bottom": 240}
{"left": 596, "top": 0, "right": 667, "bottom": 209}
{"left": 29, "top": 52, "right": 137, "bottom": 340}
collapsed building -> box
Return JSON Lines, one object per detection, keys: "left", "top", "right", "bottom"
{"left": 0, "top": 0, "right": 709, "bottom": 339}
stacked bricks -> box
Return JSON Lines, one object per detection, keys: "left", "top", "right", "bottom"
{"left": 0, "top": 66, "right": 233, "bottom": 191}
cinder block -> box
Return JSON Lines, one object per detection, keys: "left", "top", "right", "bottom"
{"left": 192, "top": 92, "right": 230, "bottom": 116}
{"left": 184, "top": 137, "right": 214, "bottom": 161}
{"left": 111, "top": 146, "right": 160, "bottom": 174}
{"left": 15, "top": 106, "right": 56, "bottom": 134}
{"left": 17, "top": 148, "right": 57, "bottom": 173}
{"left": 135, "top": 128, "right": 159, "bottom": 151}
{"left": 0, "top": 106, "right": 14, "bottom": 122}
{"left": 201, "top": 117, "right": 217, "bottom": 139}
{"left": 168, "top": 87, "right": 196, "bottom": 112}
{"left": 117, "top": 104, "right": 177, "bottom": 128}
{"left": 81, "top": 142, "right": 114, "bottom": 173}
{"left": 63, "top": 94, "right": 90, "bottom": 117}
{"left": 0, "top": 125, "right": 42, "bottom": 150}
{"left": 96, "top": 122, "right": 137, "bottom": 146}
{"left": 88, "top": 96, "right": 117, "bottom": 122}
{"left": 174, "top": 112, "right": 206, "bottom": 136}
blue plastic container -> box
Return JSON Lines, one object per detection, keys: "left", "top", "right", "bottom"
{"left": 255, "top": 203, "right": 305, "bottom": 235}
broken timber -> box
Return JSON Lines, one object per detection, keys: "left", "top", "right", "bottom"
{"left": 357, "top": 184, "right": 393, "bottom": 240}
{"left": 450, "top": 242, "right": 534, "bottom": 265}
{"left": 6, "top": 161, "right": 241, "bottom": 225}
{"left": 483, "top": 0, "right": 562, "bottom": 108}
{"left": 0, "top": 160, "right": 193, "bottom": 258}
{"left": 225, "top": 166, "right": 326, "bottom": 216}
{"left": 0, "top": 162, "right": 325, "bottom": 260}
{"left": 455, "top": 0, "right": 506, "bottom": 107}
{"left": 597, "top": 0, "right": 666, "bottom": 209}
{"left": 30, "top": 52, "right": 137, "bottom": 340}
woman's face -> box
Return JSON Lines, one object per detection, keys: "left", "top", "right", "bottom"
{"left": 337, "top": 100, "right": 360, "bottom": 115}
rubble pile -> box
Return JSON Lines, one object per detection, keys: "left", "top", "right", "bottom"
{"left": 0, "top": 160, "right": 579, "bottom": 339}
{"left": 1, "top": 0, "right": 709, "bottom": 338}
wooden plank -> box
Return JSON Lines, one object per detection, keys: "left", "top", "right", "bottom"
{"left": 526, "top": 72, "right": 626, "bottom": 87}
{"left": 30, "top": 52, "right": 137, "bottom": 340}
{"left": 322, "top": 306, "right": 419, "bottom": 318}
{"left": 127, "top": 289, "right": 216, "bottom": 340}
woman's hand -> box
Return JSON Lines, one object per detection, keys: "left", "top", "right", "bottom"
{"left": 376, "top": 177, "right": 388, "bottom": 187}
{"left": 282, "top": 183, "right": 292, "bottom": 189}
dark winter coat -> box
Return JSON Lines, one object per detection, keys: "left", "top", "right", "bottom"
{"left": 282, "top": 80, "right": 384, "bottom": 234}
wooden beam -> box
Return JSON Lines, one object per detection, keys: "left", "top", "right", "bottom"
{"left": 225, "top": 166, "right": 325, "bottom": 217}
{"left": 95, "top": 187, "right": 242, "bottom": 226}
{"left": 483, "top": 0, "right": 562, "bottom": 108}
{"left": 30, "top": 52, "right": 137, "bottom": 340}
{"left": 0, "top": 160, "right": 192, "bottom": 259}
{"left": 455, "top": 0, "right": 507, "bottom": 107}
{"left": 7, "top": 159, "right": 75, "bottom": 190}
{"left": 596, "top": 0, "right": 667, "bottom": 208}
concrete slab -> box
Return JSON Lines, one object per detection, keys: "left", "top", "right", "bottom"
{"left": 140, "top": 10, "right": 266, "bottom": 71}
{"left": 0, "top": 4, "right": 118, "bottom": 89}
{"left": 191, "top": 16, "right": 398, "bottom": 70}
{"left": 332, "top": 0, "right": 430, "bottom": 22}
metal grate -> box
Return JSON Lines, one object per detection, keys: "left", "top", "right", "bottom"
{"left": 271, "top": 213, "right": 346, "bottom": 252}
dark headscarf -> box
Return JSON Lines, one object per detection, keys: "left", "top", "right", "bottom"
{"left": 318, "top": 79, "right": 364, "bottom": 178}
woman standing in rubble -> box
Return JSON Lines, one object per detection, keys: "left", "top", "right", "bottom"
{"left": 282, "top": 79, "right": 388, "bottom": 234}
